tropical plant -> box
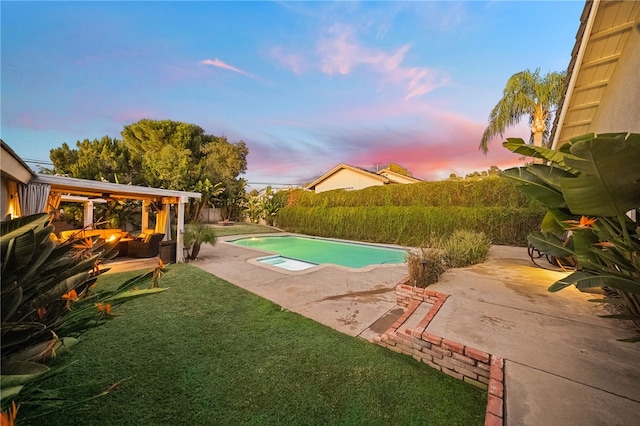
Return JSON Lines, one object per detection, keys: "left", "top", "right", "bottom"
{"left": 480, "top": 68, "right": 565, "bottom": 153}
{"left": 244, "top": 196, "right": 262, "bottom": 223}
{"left": 1, "top": 213, "right": 168, "bottom": 418}
{"left": 502, "top": 132, "right": 640, "bottom": 340}
{"left": 183, "top": 222, "right": 217, "bottom": 261}
{"left": 259, "top": 187, "right": 285, "bottom": 226}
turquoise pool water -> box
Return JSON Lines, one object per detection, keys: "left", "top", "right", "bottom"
{"left": 232, "top": 236, "right": 406, "bottom": 269}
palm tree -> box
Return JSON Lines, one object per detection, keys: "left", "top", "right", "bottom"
{"left": 183, "top": 221, "right": 217, "bottom": 261}
{"left": 479, "top": 68, "right": 565, "bottom": 154}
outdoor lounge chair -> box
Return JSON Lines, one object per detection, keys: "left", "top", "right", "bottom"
{"left": 128, "top": 233, "right": 165, "bottom": 258}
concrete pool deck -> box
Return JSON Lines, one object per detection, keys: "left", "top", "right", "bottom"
{"left": 106, "top": 235, "right": 640, "bottom": 425}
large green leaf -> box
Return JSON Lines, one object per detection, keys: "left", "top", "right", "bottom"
{"left": 0, "top": 214, "right": 49, "bottom": 260}
{"left": 561, "top": 134, "right": 640, "bottom": 216}
{"left": 527, "top": 231, "right": 574, "bottom": 258}
{"left": 29, "top": 272, "right": 91, "bottom": 310}
{"left": 0, "top": 287, "right": 22, "bottom": 322}
{"left": 0, "top": 360, "right": 49, "bottom": 387}
{"left": 502, "top": 167, "right": 567, "bottom": 208}
{"left": 502, "top": 138, "right": 580, "bottom": 170}
{"left": 549, "top": 271, "right": 595, "bottom": 292}
{"left": 573, "top": 275, "right": 640, "bottom": 294}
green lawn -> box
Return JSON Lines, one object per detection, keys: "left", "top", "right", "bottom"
{"left": 211, "top": 222, "right": 283, "bottom": 237}
{"left": 28, "top": 264, "right": 486, "bottom": 425}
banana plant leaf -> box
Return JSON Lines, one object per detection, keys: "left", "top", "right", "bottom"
{"left": 527, "top": 231, "right": 574, "bottom": 259}
{"left": 549, "top": 271, "right": 596, "bottom": 292}
{"left": 502, "top": 138, "right": 581, "bottom": 171}
{"left": 572, "top": 274, "right": 640, "bottom": 294}
{"left": 561, "top": 134, "right": 640, "bottom": 216}
{"left": 502, "top": 167, "right": 567, "bottom": 208}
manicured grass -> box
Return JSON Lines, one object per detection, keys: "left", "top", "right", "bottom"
{"left": 211, "top": 222, "right": 283, "bottom": 237}
{"left": 29, "top": 264, "right": 486, "bottom": 425}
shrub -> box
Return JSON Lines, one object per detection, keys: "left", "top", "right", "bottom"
{"left": 438, "top": 230, "right": 491, "bottom": 268}
{"left": 406, "top": 248, "right": 446, "bottom": 288}
{"left": 406, "top": 231, "right": 491, "bottom": 288}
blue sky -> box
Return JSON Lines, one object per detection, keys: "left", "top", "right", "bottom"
{"left": 1, "top": 1, "right": 585, "bottom": 188}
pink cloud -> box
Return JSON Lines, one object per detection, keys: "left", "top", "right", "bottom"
{"left": 201, "top": 58, "right": 264, "bottom": 82}
{"left": 269, "top": 47, "right": 306, "bottom": 75}
{"left": 316, "top": 25, "right": 448, "bottom": 99}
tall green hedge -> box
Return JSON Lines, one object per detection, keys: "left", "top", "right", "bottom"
{"left": 276, "top": 206, "right": 542, "bottom": 247}
{"left": 276, "top": 178, "right": 544, "bottom": 247}
{"left": 288, "top": 177, "right": 540, "bottom": 209}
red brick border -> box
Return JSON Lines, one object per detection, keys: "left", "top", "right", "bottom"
{"left": 373, "top": 279, "right": 505, "bottom": 426}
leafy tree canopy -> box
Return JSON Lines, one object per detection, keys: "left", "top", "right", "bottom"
{"left": 49, "top": 119, "right": 249, "bottom": 222}
{"left": 50, "top": 136, "right": 138, "bottom": 183}
{"left": 480, "top": 68, "right": 565, "bottom": 154}
{"left": 385, "top": 163, "right": 413, "bottom": 177}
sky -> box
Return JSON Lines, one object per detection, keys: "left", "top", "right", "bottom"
{"left": 1, "top": 0, "right": 585, "bottom": 189}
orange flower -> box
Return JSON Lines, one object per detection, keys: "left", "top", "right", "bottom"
{"left": 594, "top": 241, "right": 616, "bottom": 248}
{"left": 61, "top": 289, "right": 78, "bottom": 301}
{"left": 95, "top": 302, "right": 112, "bottom": 315}
{"left": 0, "top": 401, "right": 19, "bottom": 426}
{"left": 37, "top": 306, "right": 46, "bottom": 320}
{"left": 565, "top": 216, "right": 597, "bottom": 230}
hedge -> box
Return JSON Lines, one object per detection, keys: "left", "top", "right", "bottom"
{"left": 287, "top": 177, "right": 541, "bottom": 209}
{"left": 275, "top": 206, "right": 543, "bottom": 247}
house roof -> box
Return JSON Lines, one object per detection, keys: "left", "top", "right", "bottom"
{"left": 551, "top": 0, "right": 640, "bottom": 149}
{"left": 1, "top": 140, "right": 36, "bottom": 184}
{"left": 304, "top": 163, "right": 420, "bottom": 191}
{"left": 377, "top": 167, "right": 422, "bottom": 184}
{"left": 305, "top": 163, "right": 386, "bottom": 191}
{"left": 33, "top": 174, "right": 201, "bottom": 202}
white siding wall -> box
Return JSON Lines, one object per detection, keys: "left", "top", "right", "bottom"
{"left": 315, "top": 169, "right": 384, "bottom": 193}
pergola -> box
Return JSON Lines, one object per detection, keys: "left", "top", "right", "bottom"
{"left": 32, "top": 174, "right": 201, "bottom": 262}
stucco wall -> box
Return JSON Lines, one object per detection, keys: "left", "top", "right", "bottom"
{"left": 590, "top": 27, "right": 640, "bottom": 133}
{"left": 314, "top": 169, "right": 384, "bottom": 193}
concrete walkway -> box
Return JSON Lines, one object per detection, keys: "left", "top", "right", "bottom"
{"left": 109, "top": 236, "right": 640, "bottom": 425}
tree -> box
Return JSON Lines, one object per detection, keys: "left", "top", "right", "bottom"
{"left": 480, "top": 69, "right": 565, "bottom": 154}
{"left": 385, "top": 163, "right": 413, "bottom": 177}
{"left": 121, "top": 119, "right": 248, "bottom": 222}
{"left": 50, "top": 136, "right": 139, "bottom": 183}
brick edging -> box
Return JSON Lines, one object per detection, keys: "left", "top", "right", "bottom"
{"left": 373, "top": 278, "right": 505, "bottom": 426}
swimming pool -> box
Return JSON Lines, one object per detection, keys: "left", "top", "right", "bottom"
{"left": 231, "top": 235, "right": 406, "bottom": 270}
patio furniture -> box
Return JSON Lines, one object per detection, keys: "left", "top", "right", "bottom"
{"left": 128, "top": 233, "right": 165, "bottom": 258}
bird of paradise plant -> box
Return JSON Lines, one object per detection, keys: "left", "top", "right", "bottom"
{"left": 502, "top": 132, "right": 640, "bottom": 341}
{"left": 1, "top": 213, "right": 169, "bottom": 417}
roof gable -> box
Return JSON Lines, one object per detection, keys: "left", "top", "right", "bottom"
{"left": 305, "top": 163, "right": 388, "bottom": 190}
{"left": 551, "top": 0, "right": 640, "bottom": 148}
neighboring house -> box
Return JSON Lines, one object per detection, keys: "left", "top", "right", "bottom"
{"left": 551, "top": 0, "right": 640, "bottom": 149}
{"left": 0, "top": 140, "right": 201, "bottom": 262}
{"left": 305, "top": 163, "right": 421, "bottom": 193}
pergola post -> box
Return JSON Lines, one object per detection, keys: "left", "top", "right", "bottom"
{"left": 176, "top": 196, "right": 188, "bottom": 262}
{"left": 84, "top": 200, "right": 94, "bottom": 228}
{"left": 142, "top": 199, "right": 150, "bottom": 231}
